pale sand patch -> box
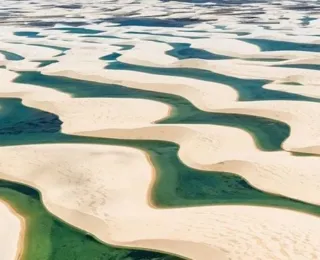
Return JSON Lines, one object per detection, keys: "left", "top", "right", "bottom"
{"left": 178, "top": 59, "right": 320, "bottom": 85}
{"left": 0, "top": 200, "right": 23, "bottom": 260}
{"left": 278, "top": 57, "right": 320, "bottom": 65}
{"left": 190, "top": 38, "right": 260, "bottom": 57}
{"left": 0, "top": 144, "right": 320, "bottom": 260}
{"left": 118, "top": 41, "right": 178, "bottom": 67}
{"left": 0, "top": 68, "right": 70, "bottom": 101}
{"left": 31, "top": 98, "right": 170, "bottom": 131}
{"left": 0, "top": 42, "right": 60, "bottom": 60}
{"left": 264, "top": 81, "right": 320, "bottom": 99}
{"left": 5, "top": 60, "right": 41, "bottom": 71}
{"left": 74, "top": 124, "right": 320, "bottom": 206}
{"left": 208, "top": 100, "right": 320, "bottom": 155}
{"left": 0, "top": 69, "right": 170, "bottom": 128}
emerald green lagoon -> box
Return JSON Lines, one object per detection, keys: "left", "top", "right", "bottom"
{"left": 0, "top": 180, "right": 180, "bottom": 260}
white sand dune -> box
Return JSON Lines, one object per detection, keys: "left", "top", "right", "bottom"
{"left": 193, "top": 60, "right": 320, "bottom": 85}
{"left": 210, "top": 100, "right": 320, "bottom": 155}
{"left": 0, "top": 201, "right": 23, "bottom": 260}
{"left": 41, "top": 65, "right": 238, "bottom": 111}
{"left": 72, "top": 124, "right": 320, "bottom": 206}
{"left": 118, "top": 41, "right": 178, "bottom": 67}
{"left": 264, "top": 81, "right": 320, "bottom": 99}
{"left": 31, "top": 97, "right": 170, "bottom": 131}
{"left": 0, "top": 143, "right": 320, "bottom": 260}
{"left": 0, "top": 69, "right": 170, "bottom": 127}
{"left": 0, "top": 42, "right": 60, "bottom": 60}
{"left": 191, "top": 38, "right": 260, "bottom": 57}
{"left": 39, "top": 63, "right": 320, "bottom": 156}
{"left": 0, "top": 68, "right": 70, "bottom": 101}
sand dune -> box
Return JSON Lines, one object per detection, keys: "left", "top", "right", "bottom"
{"left": 3, "top": 67, "right": 320, "bottom": 203}
{"left": 0, "top": 69, "right": 170, "bottom": 127}
{"left": 73, "top": 124, "right": 320, "bottom": 206}
{"left": 0, "top": 143, "right": 320, "bottom": 260}
{"left": 210, "top": 100, "right": 320, "bottom": 155}
{"left": 118, "top": 41, "right": 177, "bottom": 66}
{"left": 0, "top": 200, "right": 23, "bottom": 260}
{"left": 31, "top": 97, "right": 170, "bottom": 131}
{"left": 41, "top": 66, "right": 238, "bottom": 111}
{"left": 39, "top": 64, "right": 320, "bottom": 156}
{"left": 264, "top": 81, "right": 320, "bottom": 99}
{"left": 0, "top": 42, "right": 60, "bottom": 60}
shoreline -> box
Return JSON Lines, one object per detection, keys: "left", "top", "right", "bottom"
{"left": 0, "top": 199, "right": 25, "bottom": 260}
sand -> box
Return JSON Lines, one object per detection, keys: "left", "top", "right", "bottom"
{"left": 0, "top": 42, "right": 60, "bottom": 60}
{"left": 0, "top": 143, "right": 320, "bottom": 260}
{"left": 264, "top": 81, "right": 320, "bottom": 99}
{"left": 31, "top": 97, "right": 170, "bottom": 131}
{"left": 118, "top": 41, "right": 178, "bottom": 67}
{"left": 0, "top": 69, "right": 170, "bottom": 128}
{"left": 209, "top": 100, "right": 320, "bottom": 155}
{"left": 1, "top": 4, "right": 320, "bottom": 258}
{"left": 41, "top": 65, "right": 238, "bottom": 111}
{"left": 0, "top": 200, "right": 24, "bottom": 260}
{"left": 72, "top": 124, "right": 320, "bottom": 206}
{"left": 38, "top": 61, "right": 320, "bottom": 156}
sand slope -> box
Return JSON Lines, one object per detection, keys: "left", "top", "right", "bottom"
{"left": 0, "top": 143, "right": 320, "bottom": 260}
{"left": 211, "top": 100, "right": 320, "bottom": 155}
{"left": 73, "top": 124, "right": 320, "bottom": 206}
{"left": 0, "top": 201, "right": 23, "bottom": 260}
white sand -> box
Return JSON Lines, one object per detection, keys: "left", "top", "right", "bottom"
{"left": 0, "top": 42, "right": 60, "bottom": 60}
{"left": 0, "top": 143, "right": 320, "bottom": 260}
{"left": 73, "top": 124, "right": 320, "bottom": 206}
{"left": 0, "top": 201, "right": 23, "bottom": 260}
{"left": 191, "top": 38, "right": 261, "bottom": 57}
{"left": 209, "top": 100, "right": 320, "bottom": 155}
{"left": 118, "top": 41, "right": 178, "bottom": 67}
{"left": 31, "top": 98, "right": 170, "bottom": 131}
{"left": 0, "top": 69, "right": 170, "bottom": 128}
{"left": 264, "top": 81, "right": 320, "bottom": 99}
{"left": 41, "top": 66, "right": 238, "bottom": 111}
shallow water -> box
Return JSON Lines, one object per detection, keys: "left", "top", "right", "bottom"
{"left": 106, "top": 61, "right": 319, "bottom": 103}
{"left": 168, "top": 42, "right": 233, "bottom": 60}
{"left": 14, "top": 71, "right": 290, "bottom": 151}
{"left": 47, "top": 27, "right": 104, "bottom": 34}
{"left": 14, "top": 31, "right": 45, "bottom": 38}
{"left": 274, "top": 63, "right": 320, "bottom": 71}
{"left": 240, "top": 38, "right": 320, "bottom": 52}
{"left": 0, "top": 50, "right": 24, "bottom": 60}
{"left": 0, "top": 180, "right": 181, "bottom": 260}
{"left": 1, "top": 98, "right": 320, "bottom": 217}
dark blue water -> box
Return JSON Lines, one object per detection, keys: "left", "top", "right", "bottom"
{"left": 14, "top": 31, "right": 45, "bottom": 38}
{"left": 300, "top": 16, "right": 317, "bottom": 26}
{"left": 0, "top": 50, "right": 24, "bottom": 60}
{"left": 126, "top": 31, "right": 209, "bottom": 39}
{"left": 98, "top": 17, "right": 199, "bottom": 27}
{"left": 240, "top": 38, "right": 320, "bottom": 52}
{"left": 47, "top": 27, "right": 104, "bottom": 34}
{"left": 274, "top": 64, "right": 320, "bottom": 71}
{"left": 100, "top": 53, "right": 122, "bottom": 61}
{"left": 168, "top": 43, "right": 233, "bottom": 60}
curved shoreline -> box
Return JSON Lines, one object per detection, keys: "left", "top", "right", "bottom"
{"left": 1, "top": 144, "right": 320, "bottom": 259}
{"left": 0, "top": 199, "right": 25, "bottom": 260}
